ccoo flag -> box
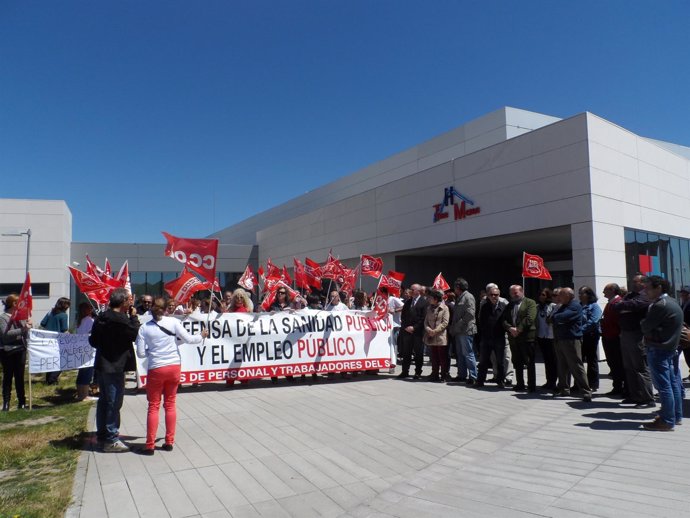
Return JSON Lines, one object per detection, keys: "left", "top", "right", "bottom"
{"left": 522, "top": 252, "right": 552, "bottom": 280}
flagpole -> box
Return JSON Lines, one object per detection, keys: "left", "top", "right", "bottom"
{"left": 28, "top": 349, "right": 32, "bottom": 411}
{"left": 522, "top": 251, "right": 525, "bottom": 289}
{"left": 371, "top": 275, "right": 383, "bottom": 309}
{"left": 358, "top": 255, "right": 362, "bottom": 290}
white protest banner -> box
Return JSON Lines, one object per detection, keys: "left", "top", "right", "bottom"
{"left": 27, "top": 330, "right": 95, "bottom": 374}
{"left": 135, "top": 309, "right": 394, "bottom": 385}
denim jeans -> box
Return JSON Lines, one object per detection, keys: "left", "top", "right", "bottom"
{"left": 453, "top": 335, "right": 477, "bottom": 380}
{"left": 97, "top": 372, "right": 125, "bottom": 443}
{"left": 674, "top": 351, "right": 686, "bottom": 401}
{"left": 76, "top": 366, "right": 94, "bottom": 385}
{"left": 647, "top": 346, "right": 682, "bottom": 426}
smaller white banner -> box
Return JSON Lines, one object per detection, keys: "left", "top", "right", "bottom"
{"left": 27, "top": 329, "right": 95, "bottom": 374}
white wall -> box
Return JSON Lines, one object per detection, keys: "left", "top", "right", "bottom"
{"left": 0, "top": 199, "right": 72, "bottom": 320}
{"left": 586, "top": 113, "right": 690, "bottom": 294}
{"left": 257, "top": 113, "right": 591, "bottom": 267}
{"left": 213, "top": 107, "right": 562, "bottom": 245}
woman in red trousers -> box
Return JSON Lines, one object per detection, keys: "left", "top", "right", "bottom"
{"left": 135, "top": 298, "right": 207, "bottom": 455}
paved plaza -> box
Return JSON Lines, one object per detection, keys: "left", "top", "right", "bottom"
{"left": 68, "top": 364, "right": 690, "bottom": 518}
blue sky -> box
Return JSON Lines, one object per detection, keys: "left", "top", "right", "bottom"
{"left": 2, "top": 1, "right": 689, "bottom": 243}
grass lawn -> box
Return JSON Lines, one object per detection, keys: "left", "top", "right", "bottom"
{"left": 0, "top": 370, "right": 93, "bottom": 518}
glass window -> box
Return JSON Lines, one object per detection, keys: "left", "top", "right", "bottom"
{"left": 130, "top": 272, "right": 147, "bottom": 297}
{"left": 682, "top": 239, "right": 690, "bottom": 288}
{"left": 626, "top": 228, "right": 690, "bottom": 290}
{"left": 670, "top": 238, "right": 681, "bottom": 293}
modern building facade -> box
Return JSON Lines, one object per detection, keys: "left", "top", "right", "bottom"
{"left": 213, "top": 107, "right": 690, "bottom": 298}
{"left": 2, "top": 106, "right": 690, "bottom": 315}
{"left": 0, "top": 198, "right": 72, "bottom": 318}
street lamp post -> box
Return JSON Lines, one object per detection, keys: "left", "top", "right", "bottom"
{"left": 1, "top": 228, "right": 31, "bottom": 277}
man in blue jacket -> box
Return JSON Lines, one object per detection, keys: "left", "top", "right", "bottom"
{"left": 552, "top": 287, "right": 592, "bottom": 402}
{"left": 640, "top": 276, "right": 683, "bottom": 431}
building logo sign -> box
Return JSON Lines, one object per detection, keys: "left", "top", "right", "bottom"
{"left": 432, "top": 186, "right": 480, "bottom": 223}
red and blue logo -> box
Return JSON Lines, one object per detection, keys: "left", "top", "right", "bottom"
{"left": 433, "top": 186, "right": 480, "bottom": 223}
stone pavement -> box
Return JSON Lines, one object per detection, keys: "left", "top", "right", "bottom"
{"left": 67, "top": 364, "right": 690, "bottom": 518}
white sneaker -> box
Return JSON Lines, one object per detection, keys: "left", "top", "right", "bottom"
{"left": 103, "top": 440, "right": 129, "bottom": 453}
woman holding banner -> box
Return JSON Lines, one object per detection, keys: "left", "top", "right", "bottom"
{"left": 0, "top": 295, "right": 32, "bottom": 410}
{"left": 135, "top": 298, "right": 208, "bottom": 455}
{"left": 229, "top": 288, "right": 254, "bottom": 313}
{"left": 226, "top": 289, "right": 253, "bottom": 387}
{"left": 41, "top": 297, "right": 71, "bottom": 384}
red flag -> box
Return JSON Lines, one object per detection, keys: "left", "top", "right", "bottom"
{"left": 293, "top": 258, "right": 311, "bottom": 292}
{"left": 85, "top": 254, "right": 104, "bottom": 279}
{"left": 115, "top": 261, "right": 131, "bottom": 292}
{"left": 360, "top": 255, "right": 383, "bottom": 278}
{"left": 372, "top": 290, "right": 389, "bottom": 321}
{"left": 10, "top": 273, "right": 32, "bottom": 323}
{"left": 115, "top": 260, "right": 128, "bottom": 281}
{"left": 260, "top": 281, "right": 298, "bottom": 311}
{"left": 432, "top": 272, "right": 450, "bottom": 291}
{"left": 162, "top": 231, "right": 219, "bottom": 285}
{"left": 282, "top": 265, "right": 292, "bottom": 285}
{"left": 263, "top": 259, "right": 282, "bottom": 282}
{"left": 238, "top": 265, "right": 257, "bottom": 292}
{"left": 304, "top": 257, "right": 323, "bottom": 289}
{"left": 379, "top": 270, "right": 405, "bottom": 298}
{"left": 322, "top": 251, "right": 345, "bottom": 280}
{"left": 341, "top": 265, "right": 360, "bottom": 296}
{"left": 164, "top": 268, "right": 206, "bottom": 304}
{"left": 263, "top": 277, "right": 281, "bottom": 294}
{"left": 69, "top": 266, "right": 112, "bottom": 304}
{"left": 522, "top": 252, "right": 552, "bottom": 280}
{"left": 69, "top": 266, "right": 109, "bottom": 294}
{"left": 204, "top": 277, "right": 222, "bottom": 293}
{"left": 104, "top": 258, "right": 112, "bottom": 277}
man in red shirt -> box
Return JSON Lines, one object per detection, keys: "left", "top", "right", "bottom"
{"left": 601, "top": 283, "right": 625, "bottom": 397}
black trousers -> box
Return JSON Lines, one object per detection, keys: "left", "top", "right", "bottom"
{"left": 1, "top": 349, "right": 26, "bottom": 404}
{"left": 400, "top": 331, "right": 424, "bottom": 376}
{"left": 581, "top": 332, "right": 600, "bottom": 390}
{"left": 537, "top": 337, "right": 558, "bottom": 388}
{"left": 511, "top": 340, "right": 536, "bottom": 390}
{"left": 602, "top": 335, "right": 626, "bottom": 392}
{"left": 477, "top": 338, "right": 505, "bottom": 384}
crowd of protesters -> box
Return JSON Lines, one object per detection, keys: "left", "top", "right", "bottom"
{"left": 393, "top": 274, "right": 686, "bottom": 432}
{"left": 1, "top": 270, "right": 687, "bottom": 455}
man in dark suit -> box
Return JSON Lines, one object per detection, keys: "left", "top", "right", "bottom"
{"left": 476, "top": 286, "right": 508, "bottom": 387}
{"left": 503, "top": 285, "right": 537, "bottom": 392}
{"left": 398, "top": 284, "right": 428, "bottom": 379}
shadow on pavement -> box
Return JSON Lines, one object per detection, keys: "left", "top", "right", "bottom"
{"left": 574, "top": 420, "right": 645, "bottom": 431}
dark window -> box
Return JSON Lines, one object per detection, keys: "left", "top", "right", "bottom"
{"left": 0, "top": 282, "right": 50, "bottom": 298}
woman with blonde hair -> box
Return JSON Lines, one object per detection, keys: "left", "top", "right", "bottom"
{"left": 226, "top": 288, "right": 253, "bottom": 387}
{"left": 229, "top": 288, "right": 254, "bottom": 313}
